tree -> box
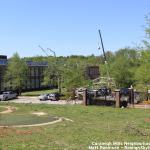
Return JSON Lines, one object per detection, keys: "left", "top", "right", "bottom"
{"left": 4, "top": 52, "right": 27, "bottom": 95}
{"left": 143, "top": 14, "right": 150, "bottom": 49}
{"left": 134, "top": 14, "right": 150, "bottom": 90}
{"left": 134, "top": 50, "right": 150, "bottom": 90}
{"left": 110, "top": 55, "right": 133, "bottom": 87}
{"left": 110, "top": 48, "right": 139, "bottom": 88}
{"left": 43, "top": 57, "right": 63, "bottom": 93}
{"left": 61, "top": 58, "right": 90, "bottom": 91}
{"left": 62, "top": 67, "right": 87, "bottom": 91}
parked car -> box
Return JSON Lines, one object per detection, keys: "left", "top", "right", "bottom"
{"left": 87, "top": 90, "right": 96, "bottom": 97}
{"left": 38, "top": 94, "right": 49, "bottom": 101}
{"left": 120, "top": 88, "right": 130, "bottom": 96}
{"left": 0, "top": 91, "right": 17, "bottom": 101}
{"left": 76, "top": 87, "right": 85, "bottom": 95}
{"left": 39, "top": 93, "right": 60, "bottom": 101}
{"left": 97, "top": 87, "right": 111, "bottom": 96}
{"left": 48, "top": 93, "right": 59, "bottom": 101}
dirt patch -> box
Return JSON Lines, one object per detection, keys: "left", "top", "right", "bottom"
{"left": 0, "top": 117, "right": 74, "bottom": 128}
{"left": 144, "top": 118, "right": 150, "bottom": 123}
{"left": 128, "top": 104, "right": 150, "bottom": 109}
{"left": 32, "top": 112, "right": 48, "bottom": 116}
{"left": 15, "top": 130, "right": 33, "bottom": 135}
{"left": 0, "top": 106, "right": 17, "bottom": 114}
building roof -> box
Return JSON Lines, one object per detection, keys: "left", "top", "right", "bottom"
{"left": 0, "top": 55, "right": 7, "bottom": 66}
{"left": 26, "top": 61, "right": 48, "bottom": 67}
{"left": 0, "top": 55, "right": 7, "bottom": 59}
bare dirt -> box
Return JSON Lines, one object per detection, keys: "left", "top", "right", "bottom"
{"left": 0, "top": 106, "right": 17, "bottom": 114}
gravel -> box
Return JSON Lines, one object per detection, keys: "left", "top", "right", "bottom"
{"left": 7, "top": 96, "right": 83, "bottom": 105}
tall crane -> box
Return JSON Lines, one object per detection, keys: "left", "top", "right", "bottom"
{"left": 39, "top": 45, "right": 49, "bottom": 56}
{"left": 47, "top": 48, "right": 56, "bottom": 57}
{"left": 39, "top": 45, "right": 62, "bottom": 93}
{"left": 92, "top": 30, "right": 116, "bottom": 89}
{"left": 98, "top": 29, "right": 110, "bottom": 82}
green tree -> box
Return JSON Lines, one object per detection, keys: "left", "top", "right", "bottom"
{"left": 134, "top": 50, "right": 150, "bottom": 90}
{"left": 43, "top": 57, "right": 63, "bottom": 93}
{"left": 62, "top": 61, "right": 89, "bottom": 91}
{"left": 110, "top": 48, "right": 139, "bottom": 88}
{"left": 110, "top": 56, "right": 133, "bottom": 87}
{"left": 134, "top": 14, "right": 150, "bottom": 90}
{"left": 4, "top": 52, "right": 27, "bottom": 95}
{"left": 143, "top": 14, "right": 150, "bottom": 49}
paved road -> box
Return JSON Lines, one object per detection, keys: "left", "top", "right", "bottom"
{"left": 6, "top": 96, "right": 83, "bottom": 105}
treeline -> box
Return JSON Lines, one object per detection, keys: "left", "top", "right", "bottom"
{"left": 23, "top": 48, "right": 150, "bottom": 91}
{"left": 4, "top": 47, "right": 150, "bottom": 93}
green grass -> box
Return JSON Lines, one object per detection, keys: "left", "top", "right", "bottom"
{"left": 0, "top": 107, "right": 6, "bottom": 112}
{"left": 0, "top": 103, "right": 150, "bottom": 149}
{"left": 0, "top": 114, "right": 57, "bottom": 126}
{"left": 22, "top": 89, "right": 60, "bottom": 96}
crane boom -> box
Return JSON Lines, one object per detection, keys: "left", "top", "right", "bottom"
{"left": 98, "top": 30, "right": 107, "bottom": 62}
{"left": 92, "top": 30, "right": 116, "bottom": 89}
{"left": 39, "top": 45, "right": 49, "bottom": 56}
{"left": 47, "top": 48, "right": 56, "bottom": 57}
{"left": 98, "top": 29, "right": 111, "bottom": 86}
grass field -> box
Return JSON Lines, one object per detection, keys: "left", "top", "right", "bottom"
{"left": 22, "top": 89, "right": 60, "bottom": 96}
{"left": 0, "top": 103, "right": 150, "bottom": 149}
{"left": 0, "top": 106, "right": 6, "bottom": 112}
{"left": 21, "top": 89, "right": 68, "bottom": 98}
{"left": 0, "top": 114, "right": 58, "bottom": 126}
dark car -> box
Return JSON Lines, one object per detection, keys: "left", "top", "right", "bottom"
{"left": 120, "top": 88, "right": 130, "bottom": 96}
{"left": 97, "top": 87, "right": 111, "bottom": 96}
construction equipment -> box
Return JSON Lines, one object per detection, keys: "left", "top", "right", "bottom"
{"left": 39, "top": 46, "right": 61, "bottom": 93}
{"left": 38, "top": 45, "right": 49, "bottom": 56}
{"left": 47, "top": 48, "right": 56, "bottom": 57}
{"left": 92, "top": 30, "right": 116, "bottom": 89}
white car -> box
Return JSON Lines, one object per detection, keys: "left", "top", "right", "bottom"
{"left": 0, "top": 91, "right": 17, "bottom": 101}
{"left": 39, "top": 93, "right": 59, "bottom": 101}
{"left": 38, "top": 94, "right": 49, "bottom": 101}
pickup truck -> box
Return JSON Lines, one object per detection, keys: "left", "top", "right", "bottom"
{"left": 0, "top": 91, "right": 17, "bottom": 101}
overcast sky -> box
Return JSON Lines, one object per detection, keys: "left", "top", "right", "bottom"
{"left": 0, "top": 0, "right": 149, "bottom": 58}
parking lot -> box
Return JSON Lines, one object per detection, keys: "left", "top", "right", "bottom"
{"left": 2, "top": 96, "right": 83, "bottom": 105}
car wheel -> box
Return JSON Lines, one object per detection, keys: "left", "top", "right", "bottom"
{"left": 121, "top": 101, "right": 127, "bottom": 108}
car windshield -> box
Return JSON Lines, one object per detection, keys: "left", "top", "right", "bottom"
{"left": 49, "top": 94, "right": 55, "bottom": 96}
{"left": 3, "top": 92, "right": 9, "bottom": 94}
{"left": 41, "top": 94, "right": 48, "bottom": 96}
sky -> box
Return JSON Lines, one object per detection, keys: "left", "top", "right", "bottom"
{"left": 0, "top": 0, "right": 149, "bottom": 58}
